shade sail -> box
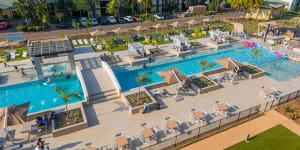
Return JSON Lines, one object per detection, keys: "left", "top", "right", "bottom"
{"left": 157, "top": 68, "right": 188, "bottom": 84}
{"left": 214, "top": 57, "right": 244, "bottom": 70}
{"left": 0, "top": 102, "right": 30, "bottom": 129}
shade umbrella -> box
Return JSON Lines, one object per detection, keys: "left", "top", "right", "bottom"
{"left": 152, "top": 24, "right": 167, "bottom": 33}
{"left": 170, "top": 21, "right": 180, "bottom": 31}
{"left": 112, "top": 27, "right": 121, "bottom": 37}
{"left": 214, "top": 57, "right": 244, "bottom": 70}
{"left": 133, "top": 26, "right": 148, "bottom": 35}
{"left": 186, "top": 19, "right": 197, "bottom": 29}
{"left": 89, "top": 30, "right": 107, "bottom": 40}
{"left": 202, "top": 18, "right": 212, "bottom": 27}
{"left": 157, "top": 67, "right": 188, "bottom": 85}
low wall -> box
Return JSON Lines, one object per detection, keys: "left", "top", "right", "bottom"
{"left": 126, "top": 56, "right": 149, "bottom": 66}
{"left": 242, "top": 64, "right": 266, "bottom": 79}
{"left": 101, "top": 61, "right": 121, "bottom": 96}
{"left": 52, "top": 103, "right": 88, "bottom": 137}
{"left": 76, "top": 66, "right": 89, "bottom": 103}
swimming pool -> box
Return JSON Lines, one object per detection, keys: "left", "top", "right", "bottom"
{"left": 114, "top": 46, "right": 300, "bottom": 91}
{"left": 0, "top": 75, "right": 84, "bottom": 113}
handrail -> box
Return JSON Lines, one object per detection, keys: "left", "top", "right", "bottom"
{"left": 101, "top": 61, "right": 121, "bottom": 96}
{"left": 76, "top": 66, "right": 89, "bottom": 103}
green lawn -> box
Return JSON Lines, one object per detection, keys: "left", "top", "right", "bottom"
{"left": 225, "top": 125, "right": 300, "bottom": 150}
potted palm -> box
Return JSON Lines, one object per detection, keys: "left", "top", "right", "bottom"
{"left": 136, "top": 71, "right": 152, "bottom": 113}
{"left": 54, "top": 87, "right": 82, "bottom": 124}
{"left": 198, "top": 60, "right": 216, "bottom": 75}
{"left": 251, "top": 48, "right": 263, "bottom": 64}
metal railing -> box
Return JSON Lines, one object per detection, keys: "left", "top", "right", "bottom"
{"left": 141, "top": 89, "right": 300, "bottom": 150}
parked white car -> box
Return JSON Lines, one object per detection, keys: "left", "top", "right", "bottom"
{"left": 124, "top": 16, "right": 134, "bottom": 22}
{"left": 154, "top": 13, "right": 164, "bottom": 20}
{"left": 107, "top": 16, "right": 117, "bottom": 24}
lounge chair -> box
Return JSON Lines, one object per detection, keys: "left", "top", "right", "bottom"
{"left": 72, "top": 40, "right": 78, "bottom": 45}
{"left": 83, "top": 39, "right": 89, "bottom": 45}
{"left": 10, "top": 52, "right": 15, "bottom": 60}
{"left": 97, "top": 45, "right": 103, "bottom": 50}
{"left": 78, "top": 39, "right": 83, "bottom": 45}
{"left": 22, "top": 51, "right": 27, "bottom": 57}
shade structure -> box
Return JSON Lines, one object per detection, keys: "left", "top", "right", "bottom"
{"left": 89, "top": 30, "right": 107, "bottom": 40}
{"left": 152, "top": 24, "right": 167, "bottom": 33}
{"left": 170, "top": 21, "right": 180, "bottom": 30}
{"left": 202, "top": 18, "right": 212, "bottom": 26}
{"left": 186, "top": 19, "right": 197, "bottom": 29}
{"left": 0, "top": 102, "right": 30, "bottom": 129}
{"left": 133, "top": 26, "right": 149, "bottom": 34}
{"left": 157, "top": 67, "right": 188, "bottom": 84}
{"left": 0, "top": 40, "right": 21, "bottom": 48}
{"left": 231, "top": 22, "right": 244, "bottom": 33}
{"left": 112, "top": 27, "right": 121, "bottom": 37}
{"left": 214, "top": 57, "right": 244, "bottom": 70}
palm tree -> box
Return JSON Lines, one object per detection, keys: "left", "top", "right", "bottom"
{"left": 136, "top": 71, "right": 152, "bottom": 103}
{"left": 125, "top": 0, "right": 137, "bottom": 16}
{"left": 73, "top": 0, "right": 89, "bottom": 17}
{"left": 34, "top": 2, "right": 47, "bottom": 25}
{"left": 72, "top": 22, "right": 81, "bottom": 38}
{"left": 231, "top": 0, "right": 247, "bottom": 18}
{"left": 141, "top": 0, "right": 153, "bottom": 19}
{"left": 106, "top": 0, "right": 120, "bottom": 17}
{"left": 54, "top": 87, "right": 82, "bottom": 120}
{"left": 87, "top": 0, "right": 96, "bottom": 18}
{"left": 251, "top": 48, "right": 262, "bottom": 64}
{"left": 83, "top": 18, "right": 92, "bottom": 33}
{"left": 13, "top": 0, "right": 29, "bottom": 25}
{"left": 198, "top": 60, "right": 216, "bottom": 75}
{"left": 247, "top": 0, "right": 263, "bottom": 9}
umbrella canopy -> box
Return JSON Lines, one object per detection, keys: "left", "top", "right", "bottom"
{"left": 169, "top": 21, "right": 182, "bottom": 30}
{"left": 152, "top": 24, "right": 167, "bottom": 33}
{"left": 0, "top": 102, "right": 30, "bottom": 129}
{"left": 89, "top": 30, "right": 107, "bottom": 37}
{"left": 112, "top": 28, "right": 122, "bottom": 37}
{"left": 214, "top": 57, "right": 244, "bottom": 70}
{"left": 202, "top": 18, "right": 212, "bottom": 26}
{"left": 157, "top": 67, "right": 188, "bottom": 84}
{"left": 186, "top": 19, "right": 197, "bottom": 29}
{"left": 0, "top": 40, "right": 21, "bottom": 48}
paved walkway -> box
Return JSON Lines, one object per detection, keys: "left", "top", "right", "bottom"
{"left": 182, "top": 110, "right": 300, "bottom": 150}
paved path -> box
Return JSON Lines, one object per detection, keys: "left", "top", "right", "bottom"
{"left": 0, "top": 12, "right": 239, "bottom": 41}
{"left": 182, "top": 110, "right": 300, "bottom": 150}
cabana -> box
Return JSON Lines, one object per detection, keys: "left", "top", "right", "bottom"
{"left": 207, "top": 30, "right": 230, "bottom": 49}
{"left": 126, "top": 43, "right": 147, "bottom": 65}
{"left": 170, "top": 36, "right": 192, "bottom": 56}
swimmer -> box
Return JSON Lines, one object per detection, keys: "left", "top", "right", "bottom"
{"left": 143, "top": 64, "right": 146, "bottom": 68}
{"left": 47, "top": 78, "right": 51, "bottom": 84}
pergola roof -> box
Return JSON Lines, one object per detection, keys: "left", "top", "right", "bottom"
{"left": 28, "top": 38, "right": 74, "bottom": 57}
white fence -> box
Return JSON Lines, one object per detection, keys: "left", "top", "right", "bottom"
{"left": 76, "top": 66, "right": 89, "bottom": 103}
{"left": 101, "top": 61, "right": 121, "bottom": 96}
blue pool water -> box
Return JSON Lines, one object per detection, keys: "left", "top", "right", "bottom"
{"left": 114, "top": 46, "right": 300, "bottom": 91}
{"left": 0, "top": 75, "right": 84, "bottom": 113}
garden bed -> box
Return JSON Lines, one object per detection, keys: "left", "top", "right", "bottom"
{"left": 191, "top": 76, "right": 219, "bottom": 94}
{"left": 191, "top": 41, "right": 203, "bottom": 47}
{"left": 123, "top": 90, "right": 157, "bottom": 114}
{"left": 242, "top": 65, "right": 266, "bottom": 79}
{"left": 276, "top": 100, "right": 300, "bottom": 124}
{"left": 51, "top": 105, "right": 88, "bottom": 137}
{"left": 100, "top": 54, "right": 119, "bottom": 64}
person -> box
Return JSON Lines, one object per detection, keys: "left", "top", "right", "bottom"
{"left": 30, "top": 57, "right": 35, "bottom": 66}
{"left": 66, "top": 74, "right": 70, "bottom": 79}
{"left": 223, "top": 26, "right": 226, "bottom": 32}
{"left": 47, "top": 78, "right": 51, "bottom": 84}
{"left": 36, "top": 138, "right": 44, "bottom": 150}
{"left": 143, "top": 64, "right": 146, "bottom": 68}
{"left": 21, "top": 68, "right": 26, "bottom": 78}
{"left": 144, "top": 103, "right": 149, "bottom": 113}
{"left": 14, "top": 66, "right": 18, "bottom": 72}
{"left": 207, "top": 23, "right": 210, "bottom": 31}
{"left": 3, "top": 57, "right": 7, "bottom": 68}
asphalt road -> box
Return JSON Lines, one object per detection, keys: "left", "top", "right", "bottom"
{"left": 0, "top": 12, "right": 239, "bottom": 41}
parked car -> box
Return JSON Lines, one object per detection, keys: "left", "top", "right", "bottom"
{"left": 224, "top": 3, "right": 231, "bottom": 8}
{"left": 99, "top": 17, "right": 108, "bottom": 25}
{"left": 91, "top": 18, "right": 98, "bottom": 26}
{"left": 163, "top": 13, "right": 172, "bottom": 19}
{"left": 56, "top": 22, "right": 72, "bottom": 29}
{"left": 71, "top": 19, "right": 78, "bottom": 26}
{"left": 124, "top": 16, "right": 134, "bottom": 22}
{"left": 154, "top": 13, "right": 164, "bottom": 20}
{"left": 0, "top": 22, "right": 11, "bottom": 29}
{"left": 80, "top": 17, "right": 87, "bottom": 26}
{"left": 107, "top": 16, "right": 117, "bottom": 24}
{"left": 117, "top": 17, "right": 126, "bottom": 24}
{"left": 132, "top": 15, "right": 140, "bottom": 22}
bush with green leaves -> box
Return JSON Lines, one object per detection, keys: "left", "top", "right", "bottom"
{"left": 285, "top": 105, "right": 295, "bottom": 113}
{"left": 16, "top": 25, "right": 27, "bottom": 32}
{"left": 208, "top": 2, "right": 216, "bottom": 11}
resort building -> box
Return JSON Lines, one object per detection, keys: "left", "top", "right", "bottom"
{"left": 246, "top": 0, "right": 286, "bottom": 20}
{"left": 0, "top": 0, "right": 16, "bottom": 20}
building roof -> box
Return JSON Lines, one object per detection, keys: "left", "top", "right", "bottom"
{"left": 263, "top": 0, "right": 287, "bottom": 8}
{"left": 28, "top": 38, "right": 74, "bottom": 57}
{"left": 0, "top": 0, "right": 17, "bottom": 9}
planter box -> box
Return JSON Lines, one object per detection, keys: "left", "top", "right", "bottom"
{"left": 51, "top": 104, "right": 88, "bottom": 137}
{"left": 100, "top": 55, "right": 120, "bottom": 65}
{"left": 242, "top": 65, "right": 266, "bottom": 79}
{"left": 190, "top": 76, "right": 220, "bottom": 94}
{"left": 122, "top": 89, "right": 157, "bottom": 114}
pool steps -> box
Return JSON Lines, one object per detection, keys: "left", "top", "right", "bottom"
{"left": 89, "top": 89, "right": 119, "bottom": 104}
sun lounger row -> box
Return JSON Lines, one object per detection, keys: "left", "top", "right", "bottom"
{"left": 72, "top": 39, "right": 94, "bottom": 46}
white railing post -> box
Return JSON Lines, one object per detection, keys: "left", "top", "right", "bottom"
{"left": 101, "top": 61, "right": 121, "bottom": 96}
{"left": 76, "top": 66, "right": 89, "bottom": 104}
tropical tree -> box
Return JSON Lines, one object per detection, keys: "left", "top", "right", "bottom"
{"left": 13, "top": 0, "right": 30, "bottom": 25}
{"left": 72, "top": 22, "right": 81, "bottom": 37}
{"left": 184, "top": 0, "right": 192, "bottom": 10}
{"left": 251, "top": 48, "right": 263, "bottom": 64}
{"left": 106, "top": 0, "right": 120, "bottom": 16}
{"left": 125, "top": 0, "right": 137, "bottom": 16}
{"left": 54, "top": 87, "right": 82, "bottom": 120}
{"left": 198, "top": 60, "right": 216, "bottom": 74}
{"left": 34, "top": 2, "right": 48, "bottom": 25}
{"left": 230, "top": 0, "right": 247, "bottom": 17}
{"left": 141, "top": 0, "right": 153, "bottom": 19}
{"left": 136, "top": 71, "right": 152, "bottom": 103}
{"left": 73, "top": 0, "right": 89, "bottom": 17}
{"left": 246, "top": 0, "right": 263, "bottom": 9}
{"left": 87, "top": 0, "right": 96, "bottom": 18}
{"left": 54, "top": 0, "right": 73, "bottom": 21}
{"left": 84, "top": 18, "right": 92, "bottom": 33}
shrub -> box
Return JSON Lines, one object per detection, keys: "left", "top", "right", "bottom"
{"left": 208, "top": 2, "right": 216, "bottom": 11}
{"left": 285, "top": 105, "right": 295, "bottom": 113}
{"left": 16, "top": 25, "right": 27, "bottom": 32}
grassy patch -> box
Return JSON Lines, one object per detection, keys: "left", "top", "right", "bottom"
{"left": 191, "top": 41, "right": 203, "bottom": 47}
{"left": 54, "top": 108, "right": 83, "bottom": 130}
{"left": 225, "top": 125, "right": 300, "bottom": 150}
{"left": 126, "top": 91, "right": 153, "bottom": 107}
{"left": 243, "top": 65, "right": 262, "bottom": 74}
{"left": 192, "top": 76, "right": 215, "bottom": 88}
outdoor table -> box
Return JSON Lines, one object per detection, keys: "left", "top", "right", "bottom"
{"left": 115, "top": 136, "right": 128, "bottom": 147}
{"left": 193, "top": 112, "right": 205, "bottom": 120}
{"left": 218, "top": 104, "right": 228, "bottom": 111}
{"left": 167, "top": 120, "right": 178, "bottom": 129}
{"left": 142, "top": 128, "right": 154, "bottom": 138}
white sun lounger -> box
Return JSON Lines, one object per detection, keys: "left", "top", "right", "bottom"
{"left": 72, "top": 40, "right": 78, "bottom": 45}
{"left": 22, "top": 51, "right": 27, "bottom": 57}
{"left": 83, "top": 39, "right": 89, "bottom": 45}
{"left": 78, "top": 39, "right": 83, "bottom": 45}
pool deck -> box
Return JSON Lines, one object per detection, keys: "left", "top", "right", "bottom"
{"left": 2, "top": 37, "right": 300, "bottom": 149}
